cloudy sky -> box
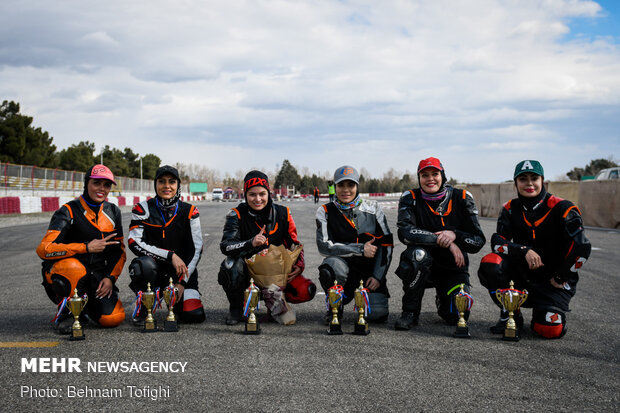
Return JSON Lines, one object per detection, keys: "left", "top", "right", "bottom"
{"left": 1, "top": 0, "right": 619, "bottom": 183}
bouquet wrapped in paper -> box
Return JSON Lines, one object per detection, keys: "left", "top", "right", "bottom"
{"left": 245, "top": 244, "right": 303, "bottom": 325}
{"left": 245, "top": 244, "right": 303, "bottom": 289}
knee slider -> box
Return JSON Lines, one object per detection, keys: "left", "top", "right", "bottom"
{"left": 50, "top": 276, "right": 72, "bottom": 300}
{"left": 532, "top": 309, "right": 567, "bottom": 339}
{"left": 318, "top": 265, "right": 336, "bottom": 292}
{"left": 397, "top": 247, "right": 431, "bottom": 290}
{"left": 320, "top": 256, "right": 349, "bottom": 287}
{"left": 129, "top": 256, "right": 158, "bottom": 286}
{"left": 218, "top": 257, "right": 245, "bottom": 291}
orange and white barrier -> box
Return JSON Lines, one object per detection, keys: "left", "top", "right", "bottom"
{"left": 0, "top": 194, "right": 205, "bottom": 215}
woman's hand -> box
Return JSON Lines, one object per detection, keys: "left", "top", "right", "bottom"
{"left": 365, "top": 277, "right": 380, "bottom": 291}
{"left": 363, "top": 238, "right": 377, "bottom": 258}
{"left": 449, "top": 243, "right": 465, "bottom": 268}
{"left": 287, "top": 265, "right": 302, "bottom": 282}
{"left": 435, "top": 230, "right": 456, "bottom": 248}
{"left": 252, "top": 225, "right": 268, "bottom": 247}
{"left": 525, "top": 249, "right": 544, "bottom": 270}
{"left": 96, "top": 278, "right": 113, "bottom": 299}
{"left": 87, "top": 233, "right": 119, "bottom": 253}
{"left": 171, "top": 253, "right": 188, "bottom": 278}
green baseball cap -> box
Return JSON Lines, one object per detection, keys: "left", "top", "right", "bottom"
{"left": 514, "top": 160, "right": 544, "bottom": 179}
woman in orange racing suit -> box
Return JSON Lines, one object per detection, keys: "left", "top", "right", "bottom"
{"left": 37, "top": 164, "right": 126, "bottom": 334}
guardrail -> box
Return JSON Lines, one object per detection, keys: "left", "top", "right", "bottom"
{"left": 0, "top": 162, "right": 153, "bottom": 195}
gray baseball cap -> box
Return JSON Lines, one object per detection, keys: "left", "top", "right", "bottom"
{"left": 333, "top": 165, "right": 360, "bottom": 185}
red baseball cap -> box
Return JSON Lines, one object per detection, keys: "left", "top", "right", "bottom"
{"left": 88, "top": 164, "right": 117, "bottom": 185}
{"left": 417, "top": 157, "right": 444, "bottom": 173}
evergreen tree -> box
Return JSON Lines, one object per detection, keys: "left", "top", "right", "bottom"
{"left": 99, "top": 145, "right": 130, "bottom": 176}
{"left": 274, "top": 159, "right": 301, "bottom": 190}
{"left": 141, "top": 154, "right": 161, "bottom": 180}
{"left": 0, "top": 100, "right": 57, "bottom": 167}
{"left": 566, "top": 158, "right": 618, "bottom": 180}
{"left": 58, "top": 141, "right": 96, "bottom": 171}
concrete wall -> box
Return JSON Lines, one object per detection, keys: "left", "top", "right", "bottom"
{"left": 465, "top": 180, "right": 620, "bottom": 229}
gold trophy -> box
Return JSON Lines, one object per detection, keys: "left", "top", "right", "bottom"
{"left": 495, "top": 280, "right": 528, "bottom": 341}
{"left": 353, "top": 280, "right": 369, "bottom": 335}
{"left": 142, "top": 282, "right": 157, "bottom": 333}
{"left": 453, "top": 284, "right": 471, "bottom": 339}
{"left": 327, "top": 281, "right": 344, "bottom": 335}
{"left": 244, "top": 278, "right": 261, "bottom": 334}
{"left": 67, "top": 288, "right": 88, "bottom": 341}
{"left": 163, "top": 278, "right": 179, "bottom": 332}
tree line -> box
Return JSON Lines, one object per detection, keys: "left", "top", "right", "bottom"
{"left": 3, "top": 100, "right": 615, "bottom": 191}
{"left": 565, "top": 158, "right": 618, "bottom": 181}
{"left": 174, "top": 159, "right": 428, "bottom": 195}
{"left": 0, "top": 100, "right": 161, "bottom": 179}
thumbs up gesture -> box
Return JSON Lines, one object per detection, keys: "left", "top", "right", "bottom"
{"left": 363, "top": 238, "right": 377, "bottom": 258}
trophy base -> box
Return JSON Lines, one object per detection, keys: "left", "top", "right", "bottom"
{"left": 353, "top": 323, "right": 370, "bottom": 335}
{"left": 70, "top": 330, "right": 85, "bottom": 341}
{"left": 453, "top": 326, "right": 471, "bottom": 339}
{"left": 142, "top": 321, "right": 158, "bottom": 333}
{"left": 164, "top": 320, "right": 179, "bottom": 332}
{"left": 502, "top": 328, "right": 519, "bottom": 341}
{"left": 245, "top": 323, "right": 261, "bottom": 335}
{"left": 328, "top": 323, "right": 343, "bottom": 335}
{"left": 502, "top": 332, "right": 520, "bottom": 341}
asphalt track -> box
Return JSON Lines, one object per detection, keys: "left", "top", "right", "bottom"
{"left": 0, "top": 199, "right": 618, "bottom": 412}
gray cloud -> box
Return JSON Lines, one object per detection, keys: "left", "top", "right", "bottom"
{"left": 0, "top": 0, "right": 618, "bottom": 182}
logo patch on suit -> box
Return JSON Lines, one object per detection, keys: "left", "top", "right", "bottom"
{"left": 494, "top": 244, "right": 508, "bottom": 255}
{"left": 570, "top": 256, "right": 586, "bottom": 272}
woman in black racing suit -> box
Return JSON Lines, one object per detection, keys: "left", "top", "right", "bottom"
{"left": 478, "top": 160, "right": 591, "bottom": 338}
{"left": 218, "top": 170, "right": 315, "bottom": 325}
{"left": 394, "top": 157, "right": 485, "bottom": 330}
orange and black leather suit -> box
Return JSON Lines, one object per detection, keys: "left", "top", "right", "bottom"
{"left": 478, "top": 192, "right": 591, "bottom": 338}
{"left": 36, "top": 196, "right": 126, "bottom": 327}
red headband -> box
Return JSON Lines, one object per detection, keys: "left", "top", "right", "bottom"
{"left": 244, "top": 177, "right": 270, "bottom": 192}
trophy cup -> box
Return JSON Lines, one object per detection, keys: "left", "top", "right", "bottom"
{"left": 163, "top": 278, "right": 179, "bottom": 332}
{"left": 327, "top": 281, "right": 344, "bottom": 335}
{"left": 495, "top": 280, "right": 528, "bottom": 341}
{"left": 453, "top": 284, "right": 472, "bottom": 339}
{"left": 142, "top": 282, "right": 157, "bottom": 333}
{"left": 244, "top": 278, "right": 261, "bottom": 334}
{"left": 353, "top": 280, "right": 370, "bottom": 335}
{"left": 67, "top": 288, "right": 88, "bottom": 341}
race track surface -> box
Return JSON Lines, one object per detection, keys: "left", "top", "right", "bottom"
{"left": 1, "top": 200, "right": 618, "bottom": 412}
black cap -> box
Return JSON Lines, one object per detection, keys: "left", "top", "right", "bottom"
{"left": 243, "top": 170, "right": 270, "bottom": 192}
{"left": 155, "top": 165, "right": 180, "bottom": 183}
